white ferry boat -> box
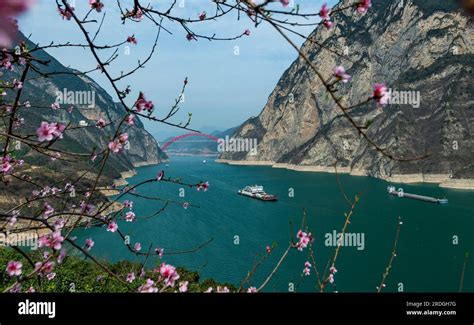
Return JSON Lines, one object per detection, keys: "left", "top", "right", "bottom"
{"left": 238, "top": 185, "right": 278, "bottom": 201}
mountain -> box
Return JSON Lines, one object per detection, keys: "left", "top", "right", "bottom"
{"left": 219, "top": 0, "right": 474, "bottom": 189}
{"left": 0, "top": 33, "right": 166, "bottom": 207}
{"left": 163, "top": 127, "right": 237, "bottom": 155}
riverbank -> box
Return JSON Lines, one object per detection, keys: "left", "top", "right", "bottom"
{"left": 167, "top": 153, "right": 219, "bottom": 157}
{"left": 215, "top": 159, "right": 474, "bottom": 190}
{"left": 108, "top": 159, "right": 166, "bottom": 189}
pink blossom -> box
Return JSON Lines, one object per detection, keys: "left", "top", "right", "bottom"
{"left": 89, "top": 0, "right": 104, "bottom": 12}
{"left": 38, "top": 234, "right": 51, "bottom": 248}
{"left": 135, "top": 93, "right": 154, "bottom": 112}
{"left": 356, "top": 0, "right": 372, "bottom": 14}
{"left": 334, "top": 66, "right": 351, "bottom": 83}
{"left": 43, "top": 202, "right": 54, "bottom": 217}
{"left": 329, "top": 273, "right": 335, "bottom": 284}
{"left": 9, "top": 283, "right": 22, "bottom": 293}
{"left": 155, "top": 247, "right": 164, "bottom": 258}
{"left": 204, "top": 287, "right": 213, "bottom": 293}
{"left": 159, "top": 263, "right": 180, "bottom": 287}
{"left": 108, "top": 140, "right": 122, "bottom": 153}
{"left": 319, "top": 3, "right": 333, "bottom": 29}
{"left": 330, "top": 266, "right": 338, "bottom": 274}
{"left": 296, "top": 230, "right": 313, "bottom": 251}
{"left": 266, "top": 245, "right": 272, "bottom": 253}
{"left": 1, "top": 52, "right": 15, "bottom": 71}
{"left": 125, "top": 114, "right": 135, "bottom": 125}
{"left": 182, "top": 202, "right": 189, "bottom": 209}
{"left": 132, "top": 9, "right": 143, "bottom": 20}
{"left": 123, "top": 200, "right": 133, "bottom": 208}
{"left": 247, "top": 287, "right": 257, "bottom": 293}
{"left": 216, "top": 286, "right": 230, "bottom": 293}
{"left": 1, "top": 156, "right": 13, "bottom": 174}
{"left": 85, "top": 238, "right": 94, "bottom": 251}
{"left": 58, "top": 4, "right": 74, "bottom": 20}
{"left": 53, "top": 218, "right": 65, "bottom": 230}
{"left": 125, "top": 211, "right": 135, "bottom": 222}
{"left": 303, "top": 262, "right": 312, "bottom": 276}
{"left": 138, "top": 278, "right": 158, "bottom": 293}
{"left": 199, "top": 11, "right": 206, "bottom": 20}
{"left": 186, "top": 33, "right": 195, "bottom": 41}
{"left": 35, "top": 261, "right": 55, "bottom": 276}
{"left": 80, "top": 202, "right": 94, "bottom": 215}
{"left": 126, "top": 272, "right": 135, "bottom": 283}
{"left": 323, "top": 19, "right": 334, "bottom": 29}
{"left": 372, "top": 83, "right": 389, "bottom": 105}
{"left": 51, "top": 187, "right": 60, "bottom": 195}
{"left": 134, "top": 242, "right": 142, "bottom": 252}
{"left": 13, "top": 79, "right": 23, "bottom": 89}
{"left": 319, "top": 3, "right": 331, "bottom": 20}
{"left": 196, "top": 181, "right": 209, "bottom": 191}
{"left": 57, "top": 248, "right": 66, "bottom": 261}
{"left": 36, "top": 122, "right": 55, "bottom": 142}
{"left": 0, "top": 0, "right": 34, "bottom": 48}
{"left": 50, "top": 230, "right": 64, "bottom": 250}
{"left": 280, "top": 0, "right": 290, "bottom": 7}
{"left": 7, "top": 215, "right": 17, "bottom": 227}
{"left": 126, "top": 36, "right": 137, "bottom": 45}
{"left": 244, "top": 29, "right": 251, "bottom": 36}
{"left": 179, "top": 281, "right": 189, "bottom": 292}
{"left": 36, "top": 122, "right": 65, "bottom": 142}
{"left": 50, "top": 152, "right": 61, "bottom": 161}
{"left": 107, "top": 221, "right": 118, "bottom": 232}
{"left": 118, "top": 133, "right": 128, "bottom": 143}
{"left": 95, "top": 118, "right": 106, "bottom": 128}
{"left": 47, "top": 272, "right": 56, "bottom": 281}
{"left": 157, "top": 170, "right": 164, "bottom": 181}
{"left": 6, "top": 261, "right": 22, "bottom": 276}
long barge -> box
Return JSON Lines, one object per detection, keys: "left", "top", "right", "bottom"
{"left": 387, "top": 186, "right": 448, "bottom": 204}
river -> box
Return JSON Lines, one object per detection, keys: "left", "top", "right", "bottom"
{"left": 74, "top": 155, "right": 474, "bottom": 292}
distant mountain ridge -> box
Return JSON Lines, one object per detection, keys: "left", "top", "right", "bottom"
{"left": 162, "top": 127, "right": 237, "bottom": 155}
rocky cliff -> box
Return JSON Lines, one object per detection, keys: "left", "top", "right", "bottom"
{"left": 219, "top": 0, "right": 474, "bottom": 187}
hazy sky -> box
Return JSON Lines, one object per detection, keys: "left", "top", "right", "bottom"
{"left": 19, "top": 0, "right": 336, "bottom": 139}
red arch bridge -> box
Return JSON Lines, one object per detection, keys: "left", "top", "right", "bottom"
{"left": 159, "top": 132, "right": 220, "bottom": 151}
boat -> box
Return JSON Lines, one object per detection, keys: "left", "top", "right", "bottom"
{"left": 387, "top": 185, "right": 448, "bottom": 204}
{"left": 238, "top": 185, "right": 278, "bottom": 201}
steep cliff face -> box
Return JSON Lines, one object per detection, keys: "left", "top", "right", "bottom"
{"left": 3, "top": 34, "right": 166, "bottom": 180}
{"left": 220, "top": 0, "right": 474, "bottom": 184}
